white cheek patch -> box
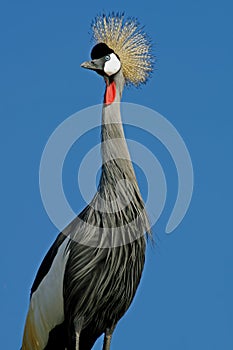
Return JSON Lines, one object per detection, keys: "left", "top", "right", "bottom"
{"left": 104, "top": 53, "right": 121, "bottom": 76}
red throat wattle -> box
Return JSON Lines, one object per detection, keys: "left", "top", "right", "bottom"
{"left": 104, "top": 80, "right": 116, "bottom": 105}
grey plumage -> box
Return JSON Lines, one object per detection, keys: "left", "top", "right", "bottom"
{"left": 22, "top": 15, "right": 153, "bottom": 350}
{"left": 62, "top": 69, "right": 150, "bottom": 349}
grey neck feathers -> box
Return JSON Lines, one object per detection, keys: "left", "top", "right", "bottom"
{"left": 101, "top": 69, "right": 136, "bottom": 183}
{"left": 99, "top": 69, "right": 144, "bottom": 213}
{"left": 64, "top": 69, "right": 150, "bottom": 247}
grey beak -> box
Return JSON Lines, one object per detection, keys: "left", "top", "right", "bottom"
{"left": 80, "top": 61, "right": 97, "bottom": 70}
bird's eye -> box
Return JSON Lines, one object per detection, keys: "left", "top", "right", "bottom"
{"left": 105, "top": 55, "right": 110, "bottom": 61}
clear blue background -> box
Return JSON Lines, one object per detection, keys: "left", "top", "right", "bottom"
{"left": 1, "top": 1, "right": 232, "bottom": 349}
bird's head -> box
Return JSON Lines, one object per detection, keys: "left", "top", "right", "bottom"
{"left": 81, "top": 13, "right": 154, "bottom": 87}
{"left": 81, "top": 43, "right": 121, "bottom": 80}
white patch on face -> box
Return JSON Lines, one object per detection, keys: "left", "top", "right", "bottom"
{"left": 104, "top": 53, "right": 121, "bottom": 76}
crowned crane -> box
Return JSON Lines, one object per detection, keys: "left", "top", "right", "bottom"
{"left": 22, "top": 13, "right": 154, "bottom": 350}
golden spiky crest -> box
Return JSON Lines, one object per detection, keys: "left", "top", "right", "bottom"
{"left": 92, "top": 13, "right": 154, "bottom": 86}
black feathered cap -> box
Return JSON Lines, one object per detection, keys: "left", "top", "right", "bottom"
{"left": 91, "top": 43, "right": 114, "bottom": 59}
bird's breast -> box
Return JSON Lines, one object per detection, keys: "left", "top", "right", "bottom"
{"left": 63, "top": 237, "right": 146, "bottom": 333}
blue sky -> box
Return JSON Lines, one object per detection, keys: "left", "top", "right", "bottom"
{"left": 1, "top": 1, "right": 233, "bottom": 349}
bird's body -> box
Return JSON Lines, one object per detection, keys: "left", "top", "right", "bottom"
{"left": 22, "top": 13, "right": 153, "bottom": 350}
{"left": 24, "top": 236, "right": 145, "bottom": 350}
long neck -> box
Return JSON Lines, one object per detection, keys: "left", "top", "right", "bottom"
{"left": 69, "top": 70, "right": 150, "bottom": 247}
{"left": 96, "top": 70, "right": 150, "bottom": 241}
{"left": 101, "top": 70, "right": 137, "bottom": 183}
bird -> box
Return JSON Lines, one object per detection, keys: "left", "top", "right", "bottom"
{"left": 21, "top": 13, "right": 154, "bottom": 350}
